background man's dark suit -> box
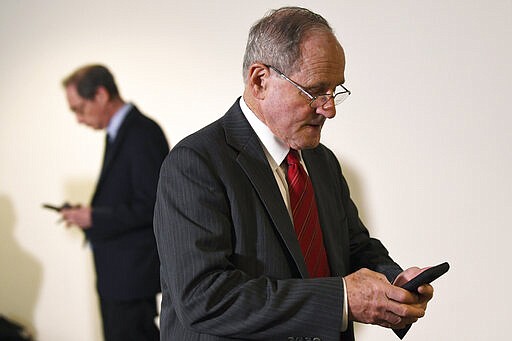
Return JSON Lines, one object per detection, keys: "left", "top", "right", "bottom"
{"left": 154, "top": 100, "right": 403, "bottom": 341}
{"left": 88, "top": 105, "right": 169, "bottom": 301}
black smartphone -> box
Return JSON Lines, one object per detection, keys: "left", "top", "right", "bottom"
{"left": 42, "top": 203, "right": 71, "bottom": 212}
{"left": 393, "top": 262, "right": 449, "bottom": 339}
{"left": 400, "top": 262, "right": 450, "bottom": 292}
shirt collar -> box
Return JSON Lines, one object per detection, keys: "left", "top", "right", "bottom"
{"left": 240, "top": 97, "right": 290, "bottom": 166}
{"left": 106, "top": 103, "right": 132, "bottom": 141}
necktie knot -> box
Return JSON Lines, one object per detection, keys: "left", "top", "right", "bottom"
{"left": 286, "top": 149, "right": 300, "bottom": 166}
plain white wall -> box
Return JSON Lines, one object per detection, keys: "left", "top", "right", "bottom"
{"left": 1, "top": 0, "right": 510, "bottom": 340}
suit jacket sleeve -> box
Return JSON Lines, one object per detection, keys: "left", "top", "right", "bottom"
{"left": 313, "top": 147, "right": 409, "bottom": 339}
{"left": 337, "top": 156, "right": 402, "bottom": 282}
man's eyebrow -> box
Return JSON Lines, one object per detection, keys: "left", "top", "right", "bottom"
{"left": 69, "top": 104, "right": 83, "bottom": 114}
{"left": 306, "top": 82, "right": 339, "bottom": 94}
{"left": 304, "top": 81, "right": 328, "bottom": 91}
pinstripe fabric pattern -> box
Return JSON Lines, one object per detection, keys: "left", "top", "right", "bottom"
{"left": 286, "top": 149, "right": 330, "bottom": 278}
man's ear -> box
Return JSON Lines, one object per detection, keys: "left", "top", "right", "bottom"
{"left": 94, "top": 86, "right": 110, "bottom": 104}
{"left": 246, "top": 63, "right": 271, "bottom": 100}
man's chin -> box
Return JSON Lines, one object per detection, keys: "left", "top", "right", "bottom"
{"left": 301, "top": 141, "right": 321, "bottom": 150}
{"left": 291, "top": 137, "right": 321, "bottom": 150}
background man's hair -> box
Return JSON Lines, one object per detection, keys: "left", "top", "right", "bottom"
{"left": 62, "top": 64, "right": 119, "bottom": 100}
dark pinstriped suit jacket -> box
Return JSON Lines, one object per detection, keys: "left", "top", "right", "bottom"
{"left": 154, "top": 99, "right": 402, "bottom": 340}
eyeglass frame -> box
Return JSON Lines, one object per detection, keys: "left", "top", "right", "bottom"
{"left": 265, "top": 64, "right": 351, "bottom": 109}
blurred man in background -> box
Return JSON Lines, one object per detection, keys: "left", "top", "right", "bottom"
{"left": 61, "top": 64, "right": 169, "bottom": 341}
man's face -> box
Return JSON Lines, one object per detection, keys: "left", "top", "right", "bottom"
{"left": 260, "top": 30, "right": 346, "bottom": 150}
{"left": 65, "top": 84, "right": 108, "bottom": 130}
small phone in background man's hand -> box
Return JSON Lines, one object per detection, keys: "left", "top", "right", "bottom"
{"left": 42, "top": 202, "right": 72, "bottom": 212}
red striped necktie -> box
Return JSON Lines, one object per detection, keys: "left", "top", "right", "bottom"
{"left": 285, "top": 149, "right": 330, "bottom": 278}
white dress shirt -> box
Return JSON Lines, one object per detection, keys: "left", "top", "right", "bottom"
{"left": 106, "top": 102, "right": 132, "bottom": 141}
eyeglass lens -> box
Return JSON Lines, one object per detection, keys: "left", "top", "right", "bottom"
{"left": 311, "top": 85, "right": 350, "bottom": 108}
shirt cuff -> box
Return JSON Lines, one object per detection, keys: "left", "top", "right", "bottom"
{"left": 341, "top": 276, "right": 348, "bottom": 331}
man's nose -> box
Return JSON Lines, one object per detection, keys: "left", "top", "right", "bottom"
{"left": 76, "top": 115, "right": 85, "bottom": 124}
{"left": 316, "top": 99, "right": 337, "bottom": 119}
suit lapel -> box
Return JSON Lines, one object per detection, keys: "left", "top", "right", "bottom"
{"left": 96, "top": 107, "right": 138, "bottom": 195}
{"left": 223, "top": 100, "right": 309, "bottom": 278}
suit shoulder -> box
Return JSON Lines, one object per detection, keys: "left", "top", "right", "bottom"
{"left": 123, "top": 110, "right": 165, "bottom": 138}
{"left": 120, "top": 109, "right": 169, "bottom": 152}
{"left": 311, "top": 143, "right": 339, "bottom": 162}
{"left": 130, "top": 110, "right": 164, "bottom": 132}
{"left": 173, "top": 117, "right": 225, "bottom": 152}
{"left": 172, "top": 99, "right": 246, "bottom": 153}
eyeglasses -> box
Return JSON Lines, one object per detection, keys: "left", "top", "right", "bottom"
{"left": 266, "top": 65, "right": 351, "bottom": 109}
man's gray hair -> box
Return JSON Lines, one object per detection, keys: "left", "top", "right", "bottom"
{"left": 242, "top": 7, "right": 333, "bottom": 82}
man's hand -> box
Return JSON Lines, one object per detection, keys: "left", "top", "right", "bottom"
{"left": 393, "top": 266, "right": 423, "bottom": 287}
{"left": 61, "top": 206, "right": 92, "bottom": 229}
{"left": 344, "top": 268, "right": 432, "bottom": 329}
{"left": 393, "top": 266, "right": 434, "bottom": 317}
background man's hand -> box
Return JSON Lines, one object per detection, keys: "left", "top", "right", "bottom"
{"left": 61, "top": 206, "right": 92, "bottom": 229}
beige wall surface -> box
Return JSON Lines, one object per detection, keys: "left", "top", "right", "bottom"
{"left": 1, "top": 0, "right": 510, "bottom": 340}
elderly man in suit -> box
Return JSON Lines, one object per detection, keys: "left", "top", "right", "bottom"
{"left": 154, "top": 7, "right": 433, "bottom": 341}
{"left": 61, "top": 64, "right": 169, "bottom": 341}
